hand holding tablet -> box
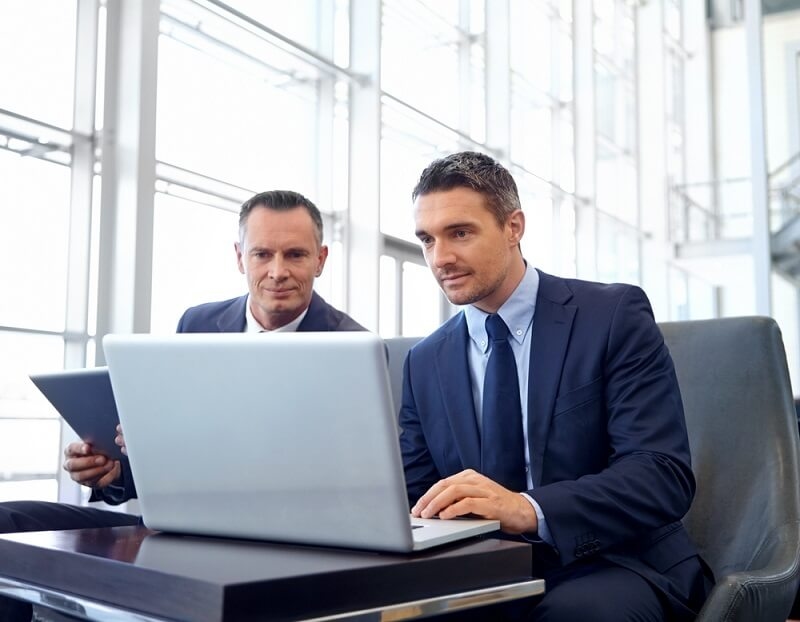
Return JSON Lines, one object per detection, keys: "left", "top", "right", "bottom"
{"left": 29, "top": 367, "right": 125, "bottom": 462}
{"left": 63, "top": 439, "right": 121, "bottom": 488}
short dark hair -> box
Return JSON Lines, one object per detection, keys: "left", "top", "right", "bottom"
{"left": 411, "top": 151, "right": 521, "bottom": 226}
{"left": 239, "top": 190, "right": 324, "bottom": 245}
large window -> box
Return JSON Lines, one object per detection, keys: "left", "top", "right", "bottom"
{"left": 151, "top": 0, "right": 351, "bottom": 330}
{"left": 0, "top": 1, "right": 86, "bottom": 502}
{"left": 0, "top": 154, "right": 72, "bottom": 332}
{"left": 510, "top": 1, "right": 575, "bottom": 277}
{"left": 0, "top": 0, "right": 77, "bottom": 128}
{"left": 0, "top": 0, "right": 731, "bottom": 502}
{"left": 593, "top": 0, "right": 639, "bottom": 283}
{"left": 156, "top": 25, "right": 319, "bottom": 192}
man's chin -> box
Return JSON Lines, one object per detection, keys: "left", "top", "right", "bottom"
{"left": 265, "top": 301, "right": 299, "bottom": 315}
{"left": 440, "top": 286, "right": 479, "bottom": 307}
{"left": 258, "top": 296, "right": 301, "bottom": 316}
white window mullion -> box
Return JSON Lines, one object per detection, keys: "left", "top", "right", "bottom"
{"left": 95, "top": 0, "right": 159, "bottom": 354}
{"left": 346, "top": 0, "right": 381, "bottom": 331}
{"left": 59, "top": 0, "right": 100, "bottom": 504}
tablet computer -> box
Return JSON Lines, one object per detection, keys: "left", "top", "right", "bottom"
{"left": 29, "top": 366, "right": 124, "bottom": 461}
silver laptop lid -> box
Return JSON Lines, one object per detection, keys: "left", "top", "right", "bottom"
{"left": 103, "top": 332, "right": 416, "bottom": 552}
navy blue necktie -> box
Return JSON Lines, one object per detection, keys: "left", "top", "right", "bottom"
{"left": 481, "top": 314, "right": 527, "bottom": 492}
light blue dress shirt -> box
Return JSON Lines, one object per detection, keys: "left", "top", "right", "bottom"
{"left": 463, "top": 263, "right": 552, "bottom": 543}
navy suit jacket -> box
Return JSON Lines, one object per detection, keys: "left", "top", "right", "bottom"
{"left": 95, "top": 291, "right": 365, "bottom": 504}
{"left": 175, "top": 291, "right": 365, "bottom": 333}
{"left": 399, "top": 270, "right": 707, "bottom": 616}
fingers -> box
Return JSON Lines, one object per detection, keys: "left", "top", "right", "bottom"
{"left": 436, "top": 495, "right": 491, "bottom": 520}
{"left": 63, "top": 449, "right": 120, "bottom": 489}
{"left": 412, "top": 469, "right": 489, "bottom": 517}
{"left": 64, "top": 441, "right": 93, "bottom": 458}
{"left": 419, "top": 483, "right": 492, "bottom": 519}
{"left": 115, "top": 425, "right": 127, "bottom": 456}
{"left": 411, "top": 470, "right": 539, "bottom": 534}
{"left": 64, "top": 458, "right": 113, "bottom": 485}
{"left": 94, "top": 461, "right": 122, "bottom": 489}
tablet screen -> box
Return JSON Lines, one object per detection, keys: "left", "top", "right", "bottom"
{"left": 29, "top": 367, "right": 124, "bottom": 461}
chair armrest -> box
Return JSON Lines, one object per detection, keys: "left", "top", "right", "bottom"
{"left": 697, "top": 521, "right": 800, "bottom": 622}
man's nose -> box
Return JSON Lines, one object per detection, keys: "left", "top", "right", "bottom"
{"left": 430, "top": 241, "right": 455, "bottom": 268}
{"left": 268, "top": 256, "right": 289, "bottom": 279}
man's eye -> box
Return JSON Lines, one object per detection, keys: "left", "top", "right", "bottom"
{"left": 454, "top": 230, "right": 468, "bottom": 238}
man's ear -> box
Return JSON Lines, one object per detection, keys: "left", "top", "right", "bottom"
{"left": 315, "top": 245, "right": 329, "bottom": 277}
{"left": 506, "top": 209, "right": 525, "bottom": 246}
{"left": 234, "top": 241, "right": 245, "bottom": 275}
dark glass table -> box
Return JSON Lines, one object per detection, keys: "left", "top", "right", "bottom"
{"left": 0, "top": 526, "right": 543, "bottom": 621}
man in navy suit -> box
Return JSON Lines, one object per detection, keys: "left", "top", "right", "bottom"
{"left": 401, "top": 152, "right": 711, "bottom": 621}
{"left": 70, "top": 190, "right": 364, "bottom": 504}
{"left": 0, "top": 190, "right": 364, "bottom": 622}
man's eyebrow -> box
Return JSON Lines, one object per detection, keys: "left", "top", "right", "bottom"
{"left": 415, "top": 221, "right": 476, "bottom": 239}
{"left": 443, "top": 221, "right": 474, "bottom": 231}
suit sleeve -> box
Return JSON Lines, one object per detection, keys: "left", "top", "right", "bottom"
{"left": 176, "top": 309, "right": 189, "bottom": 332}
{"left": 399, "top": 354, "right": 443, "bottom": 507}
{"left": 529, "top": 286, "right": 695, "bottom": 566}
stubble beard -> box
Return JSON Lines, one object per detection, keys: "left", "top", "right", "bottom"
{"left": 439, "top": 271, "right": 506, "bottom": 307}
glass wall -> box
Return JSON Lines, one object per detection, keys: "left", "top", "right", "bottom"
{"left": 0, "top": 0, "right": 745, "bottom": 502}
{"left": 0, "top": 1, "right": 84, "bottom": 501}
{"left": 593, "top": 0, "right": 640, "bottom": 284}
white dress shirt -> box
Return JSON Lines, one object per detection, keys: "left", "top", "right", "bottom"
{"left": 244, "top": 295, "right": 309, "bottom": 333}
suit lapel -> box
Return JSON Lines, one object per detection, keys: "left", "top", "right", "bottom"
{"left": 297, "top": 292, "right": 328, "bottom": 331}
{"left": 528, "top": 272, "right": 576, "bottom": 487}
{"left": 435, "top": 316, "right": 481, "bottom": 470}
{"left": 217, "top": 295, "right": 247, "bottom": 332}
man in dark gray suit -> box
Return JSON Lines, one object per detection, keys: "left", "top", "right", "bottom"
{"left": 0, "top": 190, "right": 364, "bottom": 622}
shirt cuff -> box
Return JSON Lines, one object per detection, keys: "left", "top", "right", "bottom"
{"left": 520, "top": 492, "right": 554, "bottom": 545}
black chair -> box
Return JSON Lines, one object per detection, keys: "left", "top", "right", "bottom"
{"left": 659, "top": 317, "right": 800, "bottom": 621}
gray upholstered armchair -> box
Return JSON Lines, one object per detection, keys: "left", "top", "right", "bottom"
{"left": 384, "top": 337, "right": 423, "bottom": 413}
{"left": 660, "top": 316, "right": 800, "bottom": 622}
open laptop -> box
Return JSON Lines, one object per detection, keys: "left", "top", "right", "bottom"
{"left": 103, "top": 332, "right": 499, "bottom": 552}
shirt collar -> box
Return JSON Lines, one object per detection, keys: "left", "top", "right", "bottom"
{"left": 245, "top": 295, "right": 309, "bottom": 333}
{"left": 464, "top": 264, "right": 539, "bottom": 353}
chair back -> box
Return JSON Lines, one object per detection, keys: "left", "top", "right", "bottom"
{"left": 384, "top": 337, "right": 422, "bottom": 416}
{"left": 659, "top": 316, "right": 800, "bottom": 621}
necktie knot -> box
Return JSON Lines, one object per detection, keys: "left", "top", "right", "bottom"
{"left": 485, "top": 314, "right": 510, "bottom": 343}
